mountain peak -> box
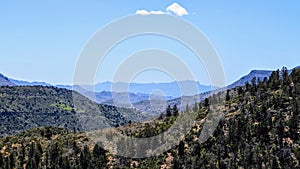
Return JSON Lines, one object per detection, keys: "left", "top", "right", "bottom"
{"left": 0, "top": 73, "right": 15, "bottom": 86}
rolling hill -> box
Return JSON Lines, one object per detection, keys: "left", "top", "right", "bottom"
{"left": 0, "top": 86, "right": 149, "bottom": 137}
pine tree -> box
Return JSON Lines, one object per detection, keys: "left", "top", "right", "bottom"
{"left": 173, "top": 104, "right": 179, "bottom": 116}
{"left": 92, "top": 143, "right": 107, "bottom": 168}
{"left": 178, "top": 141, "right": 185, "bottom": 157}
{"left": 281, "top": 66, "right": 290, "bottom": 85}
{"left": 19, "top": 144, "right": 25, "bottom": 167}
{"left": 204, "top": 98, "right": 209, "bottom": 107}
{"left": 0, "top": 152, "right": 3, "bottom": 169}
{"left": 80, "top": 145, "right": 91, "bottom": 169}
{"left": 270, "top": 69, "right": 280, "bottom": 89}
{"left": 166, "top": 105, "right": 172, "bottom": 117}
{"left": 9, "top": 150, "right": 16, "bottom": 169}
{"left": 226, "top": 90, "right": 230, "bottom": 101}
{"left": 26, "top": 142, "right": 38, "bottom": 169}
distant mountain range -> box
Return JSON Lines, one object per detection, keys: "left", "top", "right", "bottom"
{"left": 94, "top": 81, "right": 215, "bottom": 97}
{"left": 57, "top": 80, "right": 216, "bottom": 98}
{"left": 71, "top": 85, "right": 174, "bottom": 107}
{"left": 3, "top": 66, "right": 299, "bottom": 91}
{"left": 2, "top": 75, "right": 217, "bottom": 105}
{"left": 9, "top": 78, "right": 52, "bottom": 86}
{"left": 127, "top": 66, "right": 300, "bottom": 114}
{"left": 1, "top": 66, "right": 299, "bottom": 115}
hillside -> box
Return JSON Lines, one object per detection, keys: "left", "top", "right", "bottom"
{"left": 132, "top": 91, "right": 212, "bottom": 115}
{"left": 227, "top": 66, "right": 300, "bottom": 90}
{"left": 139, "top": 66, "right": 300, "bottom": 114}
{"left": 0, "top": 127, "right": 108, "bottom": 169}
{"left": 0, "top": 67, "right": 299, "bottom": 168}
{"left": 227, "top": 70, "right": 273, "bottom": 89}
{"left": 0, "top": 86, "right": 148, "bottom": 137}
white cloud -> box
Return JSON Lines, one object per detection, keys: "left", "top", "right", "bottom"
{"left": 136, "top": 10, "right": 166, "bottom": 16}
{"left": 136, "top": 2, "right": 188, "bottom": 17}
{"left": 166, "top": 3, "right": 188, "bottom": 16}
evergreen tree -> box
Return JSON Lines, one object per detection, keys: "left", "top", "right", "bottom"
{"left": 19, "top": 144, "right": 25, "bottom": 167}
{"left": 270, "top": 69, "right": 280, "bottom": 89}
{"left": 0, "top": 152, "right": 3, "bottom": 169}
{"left": 281, "top": 66, "right": 290, "bottom": 85}
{"left": 178, "top": 141, "right": 185, "bottom": 157}
{"left": 26, "top": 142, "right": 38, "bottom": 169}
{"left": 80, "top": 145, "right": 91, "bottom": 169}
{"left": 173, "top": 104, "right": 179, "bottom": 116}
{"left": 204, "top": 98, "right": 209, "bottom": 107}
{"left": 166, "top": 105, "right": 172, "bottom": 117}
{"left": 93, "top": 143, "right": 107, "bottom": 168}
{"left": 226, "top": 90, "right": 230, "bottom": 101}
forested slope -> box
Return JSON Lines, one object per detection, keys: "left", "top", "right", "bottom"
{"left": 0, "top": 86, "right": 147, "bottom": 137}
{"left": 0, "top": 67, "right": 299, "bottom": 168}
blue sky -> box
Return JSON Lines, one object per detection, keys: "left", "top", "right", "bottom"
{"left": 0, "top": 1, "right": 299, "bottom": 85}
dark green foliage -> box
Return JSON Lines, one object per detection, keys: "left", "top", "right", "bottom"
{"left": 165, "top": 104, "right": 180, "bottom": 117}
{"left": 173, "top": 104, "right": 179, "bottom": 116}
{"left": 93, "top": 143, "right": 107, "bottom": 168}
{"left": 166, "top": 105, "right": 172, "bottom": 117}
{"left": 178, "top": 141, "right": 185, "bottom": 157}
{"left": 204, "top": 98, "right": 209, "bottom": 107}
{"left": 26, "top": 142, "right": 40, "bottom": 169}
{"left": 0, "top": 127, "right": 108, "bottom": 169}
{"left": 0, "top": 151, "right": 3, "bottom": 169}
{"left": 158, "top": 68, "right": 299, "bottom": 168}
{"left": 225, "top": 90, "right": 230, "bottom": 101}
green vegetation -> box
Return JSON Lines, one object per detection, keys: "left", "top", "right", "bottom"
{"left": 0, "top": 127, "right": 107, "bottom": 169}
{"left": 50, "top": 103, "right": 74, "bottom": 111}
{"left": 0, "top": 67, "right": 299, "bottom": 168}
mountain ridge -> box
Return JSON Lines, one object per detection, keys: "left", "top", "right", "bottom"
{"left": 2, "top": 66, "right": 299, "bottom": 115}
{"left": 0, "top": 73, "right": 15, "bottom": 86}
{"left": 133, "top": 66, "right": 300, "bottom": 114}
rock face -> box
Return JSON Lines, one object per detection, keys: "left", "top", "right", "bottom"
{"left": 0, "top": 73, "right": 15, "bottom": 86}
